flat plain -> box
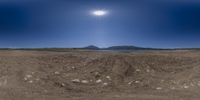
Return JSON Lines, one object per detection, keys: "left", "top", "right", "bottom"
{"left": 0, "top": 50, "right": 200, "bottom": 100}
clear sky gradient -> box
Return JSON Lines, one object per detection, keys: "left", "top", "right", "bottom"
{"left": 0, "top": 0, "right": 200, "bottom": 48}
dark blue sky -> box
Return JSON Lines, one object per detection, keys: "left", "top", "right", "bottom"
{"left": 0, "top": 0, "right": 200, "bottom": 48}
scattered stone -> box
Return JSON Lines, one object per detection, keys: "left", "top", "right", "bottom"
{"left": 106, "top": 76, "right": 111, "bottom": 80}
{"left": 190, "top": 83, "right": 194, "bottom": 87}
{"left": 183, "top": 85, "right": 189, "bottom": 89}
{"left": 94, "top": 72, "right": 101, "bottom": 78}
{"left": 156, "top": 87, "right": 162, "bottom": 90}
{"left": 61, "top": 83, "right": 65, "bottom": 87}
{"left": 171, "top": 87, "right": 175, "bottom": 90}
{"left": 135, "top": 81, "right": 140, "bottom": 83}
{"left": 72, "top": 66, "right": 76, "bottom": 69}
{"left": 96, "top": 79, "right": 102, "bottom": 83}
{"left": 128, "top": 81, "right": 133, "bottom": 85}
{"left": 103, "top": 82, "right": 108, "bottom": 86}
{"left": 26, "top": 75, "right": 32, "bottom": 78}
{"left": 54, "top": 71, "right": 60, "bottom": 75}
{"left": 35, "top": 78, "right": 40, "bottom": 81}
{"left": 136, "top": 69, "right": 141, "bottom": 72}
{"left": 146, "top": 69, "right": 150, "bottom": 72}
{"left": 94, "top": 72, "right": 100, "bottom": 75}
{"left": 24, "top": 77, "right": 28, "bottom": 81}
{"left": 72, "top": 79, "right": 80, "bottom": 83}
{"left": 28, "top": 80, "right": 33, "bottom": 83}
{"left": 81, "top": 80, "right": 89, "bottom": 84}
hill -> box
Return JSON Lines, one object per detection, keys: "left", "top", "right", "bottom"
{"left": 105, "top": 45, "right": 144, "bottom": 50}
{"left": 83, "top": 45, "right": 161, "bottom": 50}
{"left": 83, "top": 45, "right": 100, "bottom": 50}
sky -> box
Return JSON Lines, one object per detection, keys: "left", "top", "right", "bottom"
{"left": 0, "top": 0, "right": 200, "bottom": 48}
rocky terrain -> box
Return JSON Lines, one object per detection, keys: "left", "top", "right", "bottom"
{"left": 0, "top": 50, "right": 200, "bottom": 100}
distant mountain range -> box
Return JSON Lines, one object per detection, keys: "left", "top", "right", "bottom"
{"left": 0, "top": 45, "right": 200, "bottom": 51}
{"left": 83, "top": 45, "right": 165, "bottom": 50}
{"left": 83, "top": 45, "right": 100, "bottom": 50}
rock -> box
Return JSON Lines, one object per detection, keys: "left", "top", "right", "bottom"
{"left": 90, "top": 79, "right": 93, "bottom": 82}
{"left": 26, "top": 75, "right": 32, "bottom": 78}
{"left": 72, "top": 66, "right": 76, "bottom": 69}
{"left": 35, "top": 78, "right": 40, "bottom": 81}
{"left": 94, "top": 72, "right": 101, "bottom": 78}
{"left": 96, "top": 79, "right": 102, "bottom": 83}
{"left": 136, "top": 69, "right": 141, "bottom": 72}
{"left": 81, "top": 80, "right": 89, "bottom": 84}
{"left": 128, "top": 81, "right": 133, "bottom": 85}
{"left": 24, "top": 77, "right": 28, "bottom": 81}
{"left": 72, "top": 79, "right": 80, "bottom": 83}
{"left": 156, "top": 87, "right": 162, "bottom": 90}
{"left": 135, "top": 81, "right": 140, "bottom": 83}
{"left": 54, "top": 71, "right": 60, "bottom": 75}
{"left": 61, "top": 83, "right": 65, "bottom": 86}
{"left": 171, "top": 87, "right": 175, "bottom": 90}
{"left": 103, "top": 82, "right": 108, "bottom": 86}
{"left": 106, "top": 76, "right": 111, "bottom": 80}
{"left": 146, "top": 69, "right": 150, "bottom": 72}
{"left": 183, "top": 85, "right": 189, "bottom": 89}
{"left": 28, "top": 80, "right": 33, "bottom": 83}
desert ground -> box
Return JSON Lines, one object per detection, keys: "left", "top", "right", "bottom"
{"left": 0, "top": 50, "right": 200, "bottom": 100}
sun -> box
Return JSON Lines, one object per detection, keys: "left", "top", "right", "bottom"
{"left": 92, "top": 10, "right": 108, "bottom": 16}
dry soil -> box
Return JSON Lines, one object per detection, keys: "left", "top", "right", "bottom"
{"left": 0, "top": 50, "right": 200, "bottom": 100}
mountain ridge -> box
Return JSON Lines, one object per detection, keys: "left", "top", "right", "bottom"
{"left": 83, "top": 45, "right": 164, "bottom": 50}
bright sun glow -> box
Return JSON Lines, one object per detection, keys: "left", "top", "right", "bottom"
{"left": 92, "top": 10, "right": 108, "bottom": 16}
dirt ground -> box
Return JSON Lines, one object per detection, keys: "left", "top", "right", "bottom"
{"left": 0, "top": 50, "right": 200, "bottom": 100}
